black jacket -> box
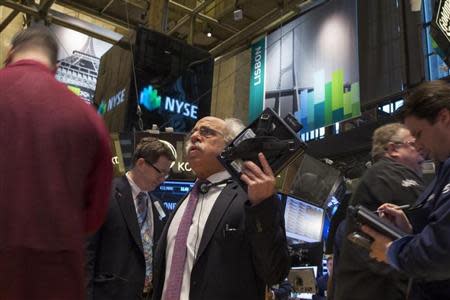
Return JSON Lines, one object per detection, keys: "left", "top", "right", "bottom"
{"left": 86, "top": 176, "right": 168, "bottom": 300}
{"left": 334, "top": 158, "right": 424, "bottom": 300}
{"left": 152, "top": 180, "right": 290, "bottom": 300}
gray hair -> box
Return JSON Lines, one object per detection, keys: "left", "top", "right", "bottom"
{"left": 223, "top": 118, "right": 245, "bottom": 145}
{"left": 371, "top": 123, "right": 407, "bottom": 161}
{"left": 183, "top": 117, "right": 245, "bottom": 155}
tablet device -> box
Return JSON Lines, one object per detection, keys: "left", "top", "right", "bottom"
{"left": 217, "top": 107, "right": 307, "bottom": 191}
{"left": 348, "top": 205, "right": 407, "bottom": 240}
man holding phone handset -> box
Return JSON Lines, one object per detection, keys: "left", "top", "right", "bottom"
{"left": 363, "top": 80, "right": 450, "bottom": 300}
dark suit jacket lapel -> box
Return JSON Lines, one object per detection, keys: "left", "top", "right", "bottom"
{"left": 115, "top": 175, "right": 143, "bottom": 253}
{"left": 150, "top": 194, "right": 169, "bottom": 251}
{"left": 195, "top": 183, "right": 239, "bottom": 262}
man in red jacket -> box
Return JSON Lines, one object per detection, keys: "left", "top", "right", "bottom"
{"left": 0, "top": 26, "right": 113, "bottom": 300}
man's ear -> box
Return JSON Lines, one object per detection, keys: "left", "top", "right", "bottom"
{"left": 437, "top": 108, "right": 450, "bottom": 127}
{"left": 135, "top": 158, "right": 146, "bottom": 168}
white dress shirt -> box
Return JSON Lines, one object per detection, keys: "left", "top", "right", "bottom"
{"left": 161, "top": 170, "right": 231, "bottom": 300}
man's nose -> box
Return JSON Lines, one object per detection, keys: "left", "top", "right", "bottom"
{"left": 190, "top": 131, "right": 202, "bottom": 143}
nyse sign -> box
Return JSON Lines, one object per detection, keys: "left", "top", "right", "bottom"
{"left": 164, "top": 97, "right": 198, "bottom": 120}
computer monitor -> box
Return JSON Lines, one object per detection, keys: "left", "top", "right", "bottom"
{"left": 130, "top": 27, "right": 213, "bottom": 133}
{"left": 288, "top": 267, "right": 317, "bottom": 299}
{"left": 280, "top": 154, "right": 342, "bottom": 208}
{"left": 284, "top": 195, "right": 324, "bottom": 244}
{"left": 151, "top": 180, "right": 194, "bottom": 212}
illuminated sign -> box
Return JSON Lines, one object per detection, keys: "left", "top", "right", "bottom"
{"left": 139, "top": 85, "right": 161, "bottom": 111}
{"left": 139, "top": 84, "right": 198, "bottom": 120}
{"left": 164, "top": 97, "right": 198, "bottom": 119}
{"left": 98, "top": 88, "right": 126, "bottom": 115}
{"left": 253, "top": 45, "right": 263, "bottom": 86}
{"left": 437, "top": 0, "right": 450, "bottom": 42}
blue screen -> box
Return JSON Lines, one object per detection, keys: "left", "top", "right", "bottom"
{"left": 151, "top": 180, "right": 194, "bottom": 212}
{"left": 322, "top": 196, "right": 340, "bottom": 240}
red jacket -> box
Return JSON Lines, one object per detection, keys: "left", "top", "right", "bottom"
{"left": 0, "top": 60, "right": 112, "bottom": 300}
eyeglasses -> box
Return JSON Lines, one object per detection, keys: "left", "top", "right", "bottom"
{"left": 392, "top": 140, "right": 416, "bottom": 149}
{"left": 190, "top": 126, "right": 224, "bottom": 138}
{"left": 144, "top": 160, "right": 170, "bottom": 179}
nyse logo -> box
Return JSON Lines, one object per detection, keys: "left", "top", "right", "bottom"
{"left": 139, "top": 85, "right": 161, "bottom": 111}
{"left": 139, "top": 84, "right": 198, "bottom": 120}
{"left": 165, "top": 97, "right": 198, "bottom": 119}
{"left": 98, "top": 88, "right": 126, "bottom": 115}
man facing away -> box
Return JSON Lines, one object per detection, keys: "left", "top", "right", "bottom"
{"left": 87, "top": 137, "right": 176, "bottom": 300}
{"left": 334, "top": 123, "right": 424, "bottom": 300}
{"left": 363, "top": 80, "right": 450, "bottom": 300}
{"left": 0, "top": 26, "right": 113, "bottom": 300}
{"left": 152, "top": 116, "right": 290, "bottom": 300}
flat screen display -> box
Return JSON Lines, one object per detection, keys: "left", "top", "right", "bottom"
{"left": 130, "top": 27, "right": 213, "bottom": 133}
{"left": 151, "top": 180, "right": 193, "bottom": 212}
{"left": 284, "top": 195, "right": 324, "bottom": 243}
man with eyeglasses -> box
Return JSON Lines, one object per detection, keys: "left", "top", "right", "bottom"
{"left": 362, "top": 80, "right": 450, "bottom": 300}
{"left": 334, "top": 123, "right": 425, "bottom": 300}
{"left": 152, "top": 116, "right": 289, "bottom": 300}
{"left": 87, "top": 137, "right": 176, "bottom": 300}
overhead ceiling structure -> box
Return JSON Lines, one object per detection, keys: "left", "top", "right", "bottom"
{"left": 0, "top": 0, "right": 327, "bottom": 57}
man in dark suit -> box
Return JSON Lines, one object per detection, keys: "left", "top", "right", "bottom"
{"left": 363, "top": 80, "right": 450, "bottom": 299}
{"left": 87, "top": 137, "right": 176, "bottom": 300}
{"left": 152, "top": 116, "right": 290, "bottom": 300}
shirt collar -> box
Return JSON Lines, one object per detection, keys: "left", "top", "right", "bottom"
{"left": 206, "top": 170, "right": 231, "bottom": 184}
{"left": 126, "top": 172, "right": 146, "bottom": 200}
{"left": 6, "top": 59, "right": 55, "bottom": 74}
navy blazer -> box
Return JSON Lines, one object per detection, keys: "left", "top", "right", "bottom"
{"left": 152, "top": 180, "right": 289, "bottom": 300}
{"left": 389, "top": 158, "right": 450, "bottom": 299}
{"left": 86, "top": 176, "right": 168, "bottom": 300}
